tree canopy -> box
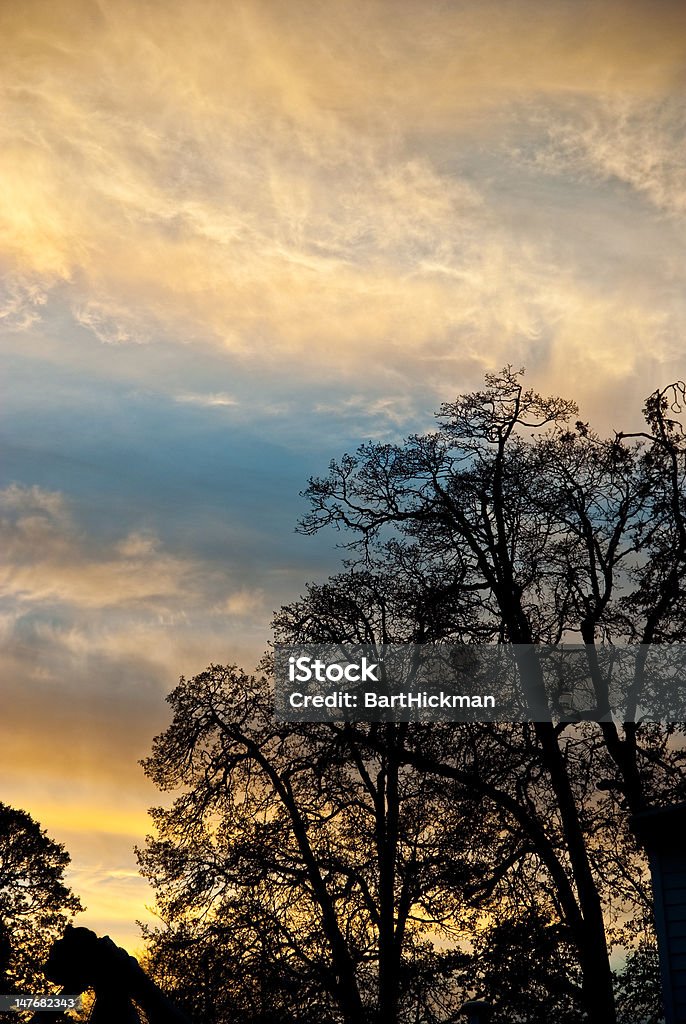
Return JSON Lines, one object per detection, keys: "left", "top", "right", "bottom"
{"left": 0, "top": 802, "right": 83, "bottom": 992}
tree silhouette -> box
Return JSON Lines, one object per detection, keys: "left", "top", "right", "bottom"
{"left": 139, "top": 565, "right": 667, "bottom": 1023}
{"left": 139, "top": 564, "right": 531, "bottom": 1023}
{"left": 0, "top": 802, "right": 83, "bottom": 992}
{"left": 138, "top": 662, "right": 491, "bottom": 1024}
{"left": 298, "top": 368, "right": 686, "bottom": 1023}
{"left": 140, "top": 369, "right": 685, "bottom": 1023}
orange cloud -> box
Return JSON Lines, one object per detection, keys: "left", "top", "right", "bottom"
{"left": 1, "top": 0, "right": 685, "bottom": 396}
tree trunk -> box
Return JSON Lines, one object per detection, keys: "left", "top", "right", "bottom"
{"left": 512, "top": 628, "right": 617, "bottom": 1022}
{"left": 535, "top": 721, "right": 616, "bottom": 1024}
{"left": 376, "top": 751, "right": 401, "bottom": 1024}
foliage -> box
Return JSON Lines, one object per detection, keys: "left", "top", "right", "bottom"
{"left": 470, "top": 907, "right": 584, "bottom": 1024}
{"left": 613, "top": 943, "right": 665, "bottom": 1024}
{"left": 0, "top": 802, "right": 83, "bottom": 992}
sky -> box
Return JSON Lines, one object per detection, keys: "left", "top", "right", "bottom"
{"left": 2, "top": 0, "right": 686, "bottom": 953}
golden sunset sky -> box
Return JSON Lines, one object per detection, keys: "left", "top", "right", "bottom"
{"left": 2, "top": 0, "right": 686, "bottom": 952}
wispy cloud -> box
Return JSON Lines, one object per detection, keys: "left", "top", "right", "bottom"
{"left": 529, "top": 95, "right": 686, "bottom": 216}
{"left": 2, "top": 0, "right": 685, "bottom": 395}
{"left": 0, "top": 277, "right": 48, "bottom": 330}
{"left": 174, "top": 391, "right": 238, "bottom": 407}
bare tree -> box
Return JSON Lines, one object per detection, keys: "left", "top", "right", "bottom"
{"left": 298, "top": 368, "right": 686, "bottom": 1023}
{"left": 138, "top": 656, "right": 493, "bottom": 1024}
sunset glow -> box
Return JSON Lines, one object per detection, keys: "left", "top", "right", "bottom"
{"left": 2, "top": 0, "right": 686, "bottom": 953}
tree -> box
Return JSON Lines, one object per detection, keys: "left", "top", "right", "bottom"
{"left": 0, "top": 803, "right": 83, "bottom": 991}
{"left": 138, "top": 566, "right": 534, "bottom": 1024}
{"left": 613, "top": 943, "right": 664, "bottom": 1024}
{"left": 140, "top": 368, "right": 685, "bottom": 1022}
{"left": 139, "top": 562, "right": 660, "bottom": 1024}
{"left": 138, "top": 663, "right": 496, "bottom": 1024}
{"left": 298, "top": 367, "right": 686, "bottom": 1023}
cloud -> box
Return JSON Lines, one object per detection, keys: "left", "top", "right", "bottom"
{"left": 1, "top": 519, "right": 198, "bottom": 612}
{"left": 0, "top": 484, "right": 273, "bottom": 720}
{"left": 0, "top": 485, "right": 261, "bottom": 615}
{"left": 0, "top": 276, "right": 48, "bottom": 330}
{"left": 2, "top": 0, "right": 685, "bottom": 395}
{"left": 174, "top": 391, "right": 238, "bottom": 408}
{"left": 0, "top": 482, "right": 276, "bottom": 945}
{"left": 0, "top": 483, "right": 69, "bottom": 519}
{"left": 528, "top": 95, "right": 686, "bottom": 216}
{"left": 219, "top": 587, "right": 266, "bottom": 618}
{"left": 73, "top": 301, "right": 153, "bottom": 346}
